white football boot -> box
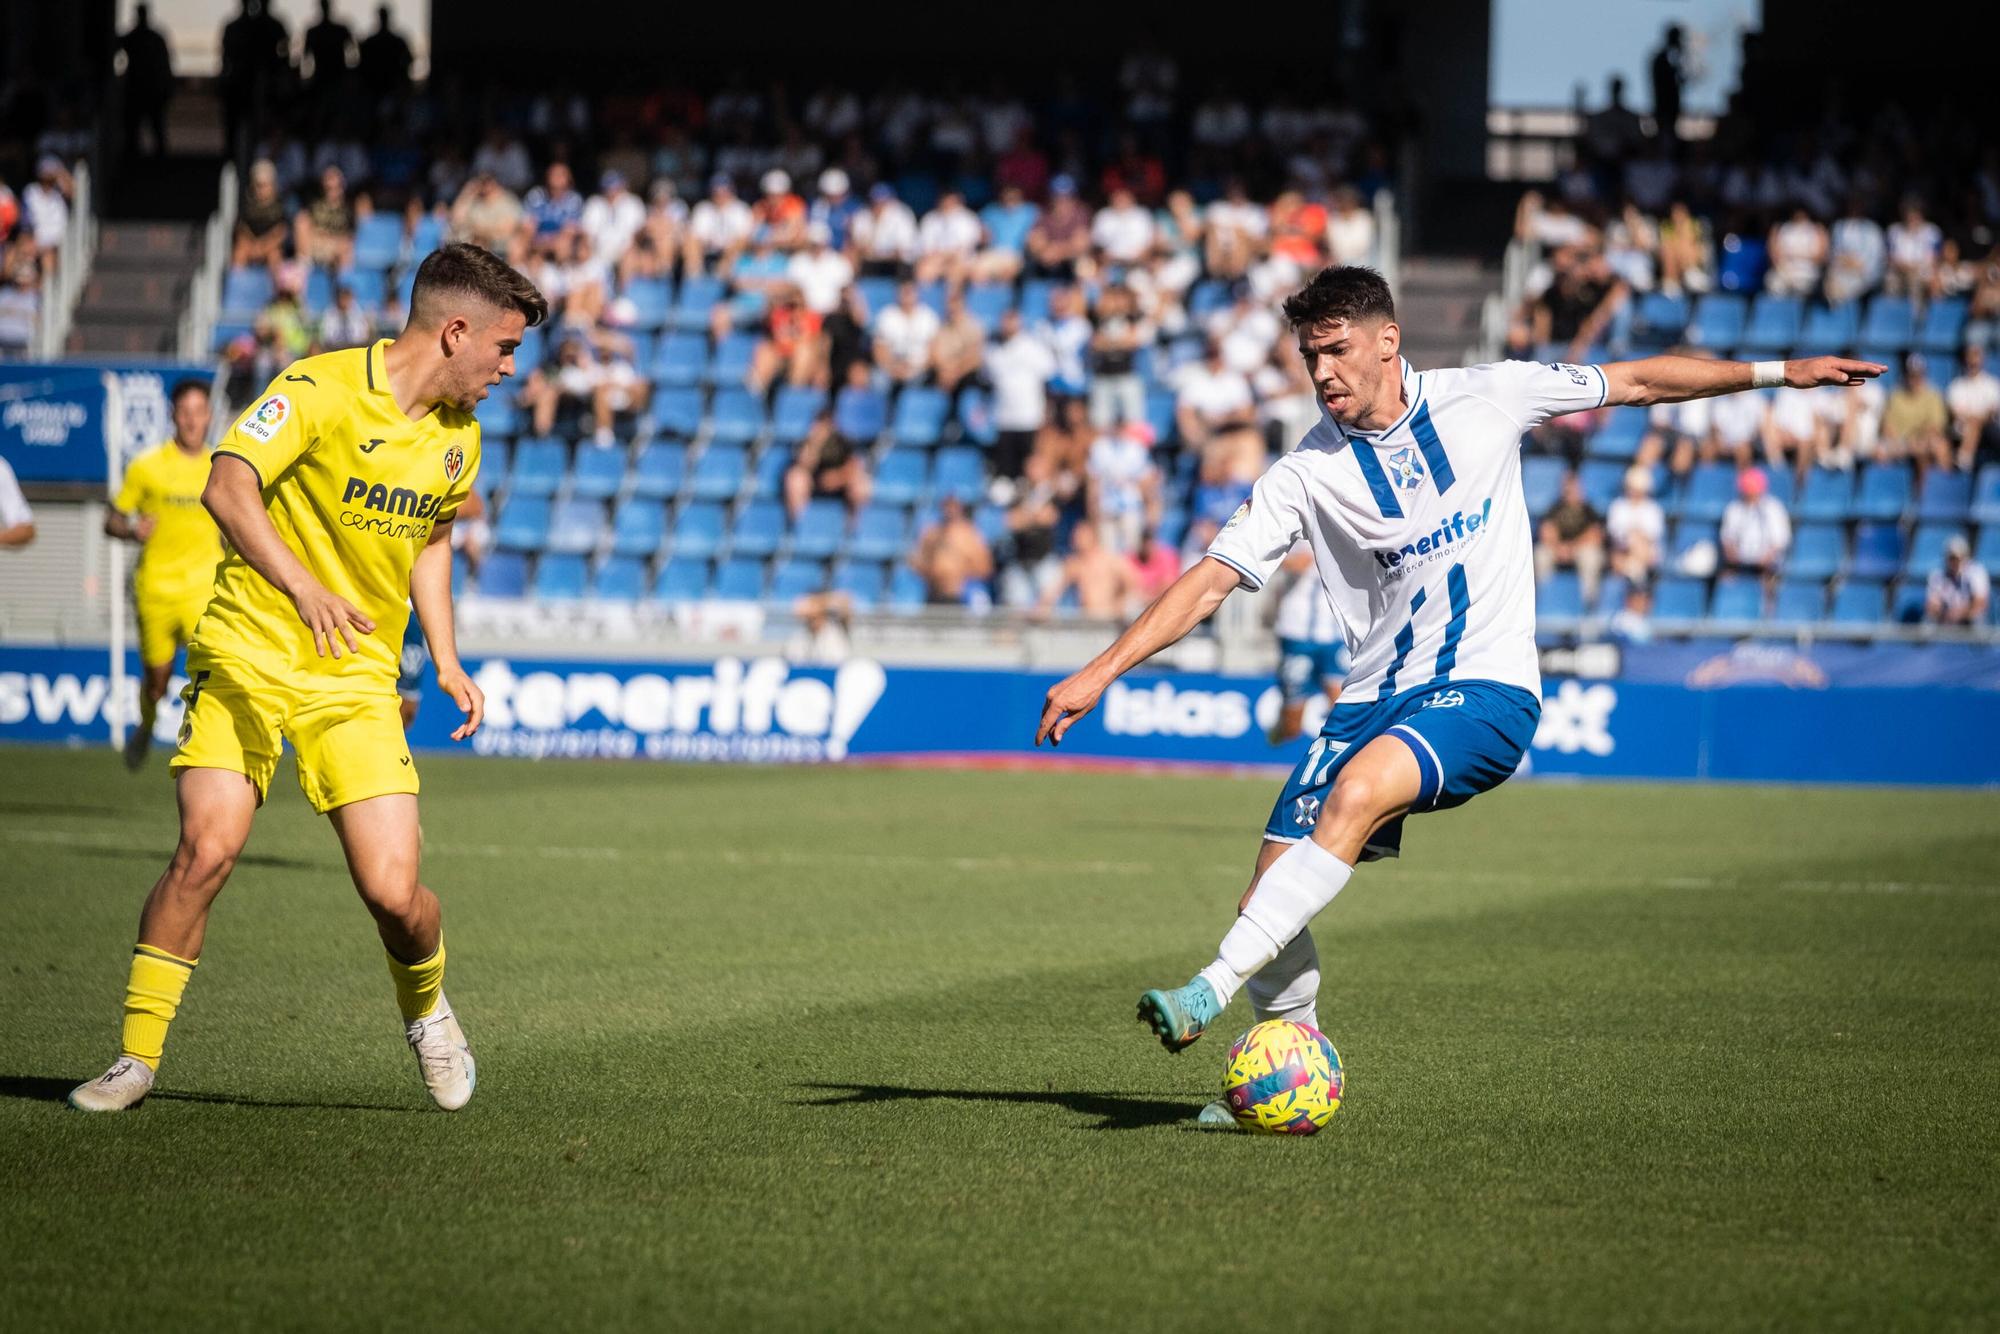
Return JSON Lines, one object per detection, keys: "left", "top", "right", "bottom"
{"left": 69, "top": 1056, "right": 156, "bottom": 1112}
{"left": 404, "top": 992, "right": 476, "bottom": 1111}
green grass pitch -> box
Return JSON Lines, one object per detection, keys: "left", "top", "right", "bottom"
{"left": 2, "top": 744, "right": 1996, "bottom": 1331}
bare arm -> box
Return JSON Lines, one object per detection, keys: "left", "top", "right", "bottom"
{"left": 0, "top": 521, "right": 33, "bottom": 548}
{"left": 1036, "top": 556, "right": 1242, "bottom": 746}
{"left": 104, "top": 508, "right": 152, "bottom": 541}
{"left": 1602, "top": 354, "right": 1884, "bottom": 408}
{"left": 203, "top": 454, "right": 376, "bottom": 658}
{"left": 410, "top": 521, "right": 482, "bottom": 740}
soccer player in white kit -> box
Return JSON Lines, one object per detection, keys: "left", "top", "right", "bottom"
{"left": 1034, "top": 267, "right": 1881, "bottom": 1095}
{"left": 1269, "top": 543, "right": 1350, "bottom": 744}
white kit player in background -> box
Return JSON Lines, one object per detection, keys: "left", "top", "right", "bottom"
{"left": 1268, "top": 543, "right": 1350, "bottom": 745}
{"left": 1032, "top": 265, "right": 1883, "bottom": 1126}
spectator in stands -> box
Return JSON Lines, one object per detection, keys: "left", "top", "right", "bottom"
{"left": 987, "top": 307, "right": 1056, "bottom": 481}
{"left": 1535, "top": 471, "right": 1606, "bottom": 606}
{"left": 1601, "top": 197, "right": 1659, "bottom": 292}
{"left": 787, "top": 224, "right": 854, "bottom": 317}
{"left": 753, "top": 170, "right": 808, "bottom": 251}
{"left": 1039, "top": 283, "right": 1093, "bottom": 398}
{"left": 809, "top": 170, "right": 860, "bottom": 252}
{"left": 851, "top": 183, "right": 917, "bottom": 278}
{"left": 1924, "top": 535, "right": 1990, "bottom": 626}
{"left": 929, "top": 289, "right": 987, "bottom": 405}
{"left": 978, "top": 184, "right": 1038, "bottom": 284}
{"left": 832, "top": 357, "right": 887, "bottom": 442}
{"left": 1204, "top": 178, "right": 1266, "bottom": 282}
{"left": 1526, "top": 247, "right": 1628, "bottom": 362}
{"left": 1176, "top": 338, "right": 1262, "bottom": 485}
{"left": 787, "top": 591, "right": 854, "bottom": 665}
{"left": 783, "top": 411, "right": 870, "bottom": 521}
{"left": 1885, "top": 199, "right": 1942, "bottom": 297}
{"left": 0, "top": 259, "right": 37, "bottom": 358}
{"left": 1719, "top": 466, "right": 1791, "bottom": 580}
{"left": 1815, "top": 376, "right": 1884, "bottom": 472}
{"left": 301, "top": 0, "right": 354, "bottom": 129}
{"left": 618, "top": 180, "right": 686, "bottom": 286}
{"left": 1325, "top": 186, "right": 1375, "bottom": 267}
{"left": 710, "top": 238, "right": 788, "bottom": 338}
{"left": 1946, "top": 343, "right": 2000, "bottom": 471}
{"left": 684, "top": 174, "right": 753, "bottom": 276}
{"left": 1514, "top": 190, "right": 1594, "bottom": 251}
{"left": 1125, "top": 526, "right": 1182, "bottom": 603}
{"left": 1037, "top": 519, "right": 1138, "bottom": 619}
{"left": 1880, "top": 352, "right": 1951, "bottom": 470}
{"left": 580, "top": 171, "right": 646, "bottom": 268}
{"left": 521, "top": 162, "right": 584, "bottom": 251}
{"left": 1656, "top": 199, "right": 1712, "bottom": 296}
{"left": 1762, "top": 385, "right": 1828, "bottom": 477}
{"left": 1091, "top": 186, "right": 1155, "bottom": 269}
{"left": 1825, "top": 197, "right": 1885, "bottom": 305}
{"left": 1766, "top": 206, "right": 1828, "bottom": 296}
{"left": 292, "top": 166, "right": 355, "bottom": 271}
{"left": 910, "top": 496, "right": 993, "bottom": 608}
{"left": 356, "top": 4, "right": 414, "bottom": 108}
{"left": 317, "top": 282, "right": 373, "bottom": 350}
{"left": 915, "top": 190, "right": 984, "bottom": 286}
{"left": 873, "top": 280, "right": 940, "bottom": 387}
{"left": 21, "top": 158, "right": 71, "bottom": 273}
{"left": 1709, "top": 388, "right": 1767, "bottom": 471}
{"left": 1604, "top": 465, "right": 1664, "bottom": 584}
{"left": 470, "top": 127, "right": 533, "bottom": 195}
{"left": 232, "top": 160, "right": 290, "bottom": 271}
{"left": 1000, "top": 451, "right": 1064, "bottom": 605}
{"left": 0, "top": 450, "right": 34, "bottom": 546}
{"left": 1087, "top": 419, "right": 1161, "bottom": 554}
{"left": 1967, "top": 243, "right": 2000, "bottom": 345}
{"left": 1607, "top": 580, "right": 1653, "bottom": 644}
{"left": 117, "top": 4, "right": 175, "bottom": 158}
{"left": 258, "top": 279, "right": 311, "bottom": 359}
{"left": 1026, "top": 176, "right": 1092, "bottom": 278}
{"left": 746, "top": 282, "right": 823, "bottom": 395}
{"left": 1087, "top": 283, "right": 1149, "bottom": 429}
{"left": 818, "top": 284, "right": 871, "bottom": 392}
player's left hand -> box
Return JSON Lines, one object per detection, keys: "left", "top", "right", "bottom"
{"left": 1786, "top": 356, "right": 1886, "bottom": 388}
{"left": 436, "top": 665, "right": 484, "bottom": 741}
{"left": 1037, "top": 670, "right": 1106, "bottom": 747}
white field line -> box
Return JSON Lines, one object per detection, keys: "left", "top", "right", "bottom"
{"left": 3, "top": 826, "right": 1993, "bottom": 895}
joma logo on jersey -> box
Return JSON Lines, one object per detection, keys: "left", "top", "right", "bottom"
{"left": 1373, "top": 497, "right": 1493, "bottom": 569}
{"left": 340, "top": 476, "right": 445, "bottom": 518}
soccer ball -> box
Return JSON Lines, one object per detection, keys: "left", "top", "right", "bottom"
{"left": 1221, "top": 1019, "right": 1344, "bottom": 1135}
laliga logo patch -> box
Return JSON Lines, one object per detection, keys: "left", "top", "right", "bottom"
{"left": 1222, "top": 499, "right": 1251, "bottom": 532}
{"left": 238, "top": 394, "right": 290, "bottom": 442}
{"left": 1388, "top": 446, "right": 1425, "bottom": 492}
{"left": 442, "top": 443, "right": 464, "bottom": 484}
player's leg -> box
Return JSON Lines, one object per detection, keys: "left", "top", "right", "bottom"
{"left": 1268, "top": 642, "right": 1311, "bottom": 745}
{"left": 124, "top": 601, "right": 182, "bottom": 769}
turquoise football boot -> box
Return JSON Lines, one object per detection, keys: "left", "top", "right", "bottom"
{"left": 1136, "top": 977, "right": 1223, "bottom": 1053}
{"left": 1195, "top": 1099, "right": 1244, "bottom": 1131}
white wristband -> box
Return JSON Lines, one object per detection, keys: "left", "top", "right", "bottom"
{"left": 1752, "top": 360, "right": 1786, "bottom": 390}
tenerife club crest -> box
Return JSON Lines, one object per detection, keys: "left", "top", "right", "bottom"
{"left": 1387, "top": 446, "right": 1426, "bottom": 492}
{"left": 442, "top": 443, "right": 464, "bottom": 484}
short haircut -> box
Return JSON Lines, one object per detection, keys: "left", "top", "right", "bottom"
{"left": 169, "top": 378, "right": 210, "bottom": 404}
{"left": 408, "top": 242, "right": 548, "bottom": 331}
{"left": 1282, "top": 265, "right": 1396, "bottom": 333}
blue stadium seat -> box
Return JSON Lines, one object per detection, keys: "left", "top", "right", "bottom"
{"left": 1188, "top": 279, "right": 1232, "bottom": 320}
{"left": 708, "top": 389, "right": 765, "bottom": 446}
{"left": 1794, "top": 468, "right": 1854, "bottom": 523}
{"left": 509, "top": 438, "right": 568, "bottom": 498}
{"left": 1915, "top": 469, "right": 1972, "bottom": 523}
{"left": 494, "top": 497, "right": 552, "bottom": 551}
{"left": 892, "top": 386, "right": 951, "bottom": 447}
{"left": 872, "top": 451, "right": 929, "bottom": 507}
{"left": 1675, "top": 463, "right": 1738, "bottom": 522}
{"left": 932, "top": 447, "right": 985, "bottom": 502}
{"left": 771, "top": 387, "right": 828, "bottom": 445}
{"left": 211, "top": 316, "right": 254, "bottom": 352}
{"left": 647, "top": 386, "right": 703, "bottom": 440}
{"left": 301, "top": 266, "right": 335, "bottom": 316}
{"left": 568, "top": 446, "right": 625, "bottom": 500}
{"left": 965, "top": 283, "right": 1012, "bottom": 331}
{"left": 546, "top": 499, "right": 605, "bottom": 555}
{"left": 834, "top": 383, "right": 889, "bottom": 441}
{"left": 477, "top": 393, "right": 520, "bottom": 439}
{"left": 1852, "top": 463, "right": 1912, "bottom": 521}
{"left": 856, "top": 276, "right": 897, "bottom": 317}
{"left": 610, "top": 499, "right": 666, "bottom": 557}
{"left": 1978, "top": 525, "right": 2000, "bottom": 569}
{"left": 770, "top": 559, "right": 826, "bottom": 602}
{"left": 1654, "top": 577, "right": 1707, "bottom": 619}
{"left": 1774, "top": 580, "right": 1827, "bottom": 622}
{"left": 1915, "top": 296, "right": 1970, "bottom": 355}
{"left": 1800, "top": 301, "right": 1860, "bottom": 351}
{"left": 714, "top": 557, "right": 767, "bottom": 601}
{"left": 630, "top": 442, "right": 686, "bottom": 500}
{"left": 650, "top": 333, "right": 707, "bottom": 389}
{"left": 533, "top": 552, "right": 589, "bottom": 600}
{"left": 1783, "top": 522, "right": 1844, "bottom": 580}
{"left": 957, "top": 387, "right": 997, "bottom": 446}
{"left": 792, "top": 499, "right": 850, "bottom": 559}
{"left": 1849, "top": 521, "right": 1905, "bottom": 580}
{"left": 1859, "top": 295, "right": 1916, "bottom": 350}
{"left": 1578, "top": 459, "right": 1627, "bottom": 511}
{"left": 592, "top": 555, "right": 645, "bottom": 601}
{"left": 1716, "top": 234, "right": 1766, "bottom": 293}
{"left": 669, "top": 276, "right": 726, "bottom": 331}
{"left": 887, "top": 564, "right": 929, "bottom": 610}
{"left": 849, "top": 504, "right": 910, "bottom": 561}
{"left": 1830, "top": 580, "right": 1887, "bottom": 625}
{"left": 221, "top": 266, "right": 273, "bottom": 315}
{"left": 1906, "top": 523, "right": 1963, "bottom": 576}
{"left": 410, "top": 211, "right": 445, "bottom": 255}
{"left": 622, "top": 277, "right": 673, "bottom": 332}
{"left": 652, "top": 557, "right": 708, "bottom": 601}
{"left": 689, "top": 445, "right": 749, "bottom": 502}
{"left": 1710, "top": 575, "right": 1764, "bottom": 620}
{"left": 1973, "top": 465, "right": 2000, "bottom": 526}
{"left": 510, "top": 328, "right": 545, "bottom": 376}
{"left": 728, "top": 501, "right": 787, "bottom": 559}
{"left": 832, "top": 560, "right": 887, "bottom": 608}
{"left": 352, "top": 214, "right": 404, "bottom": 271}
{"left": 749, "top": 447, "right": 791, "bottom": 500}
{"left": 1538, "top": 571, "right": 1584, "bottom": 619}
{"left": 706, "top": 333, "right": 759, "bottom": 388}
{"left": 476, "top": 550, "right": 528, "bottom": 597}
{"left": 1890, "top": 578, "right": 1926, "bottom": 624}
{"left": 1587, "top": 408, "right": 1648, "bottom": 460}
{"left": 670, "top": 501, "right": 725, "bottom": 559}
{"left": 1689, "top": 294, "right": 1747, "bottom": 348}
{"left": 475, "top": 439, "right": 511, "bottom": 498}
{"left": 1145, "top": 388, "right": 1178, "bottom": 446}
{"left": 1521, "top": 456, "right": 1567, "bottom": 518}
{"left": 1739, "top": 294, "right": 1803, "bottom": 353}
{"left": 1017, "top": 279, "right": 1055, "bottom": 324}
{"left": 1630, "top": 292, "right": 1689, "bottom": 347}
{"left": 1668, "top": 519, "right": 1719, "bottom": 570}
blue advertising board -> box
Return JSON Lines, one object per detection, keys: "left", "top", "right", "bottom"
{"left": 0, "top": 362, "right": 214, "bottom": 483}
{"left": 4, "top": 644, "right": 1996, "bottom": 787}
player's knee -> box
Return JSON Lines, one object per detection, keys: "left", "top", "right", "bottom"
{"left": 170, "top": 835, "right": 239, "bottom": 892}
{"left": 1322, "top": 771, "right": 1382, "bottom": 827}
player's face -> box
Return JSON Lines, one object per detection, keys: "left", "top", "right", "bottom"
{"left": 172, "top": 391, "right": 212, "bottom": 448}
{"left": 1298, "top": 318, "right": 1399, "bottom": 429}
{"left": 445, "top": 307, "right": 529, "bottom": 411}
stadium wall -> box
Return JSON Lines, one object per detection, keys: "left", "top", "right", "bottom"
{"left": 4, "top": 645, "right": 1996, "bottom": 788}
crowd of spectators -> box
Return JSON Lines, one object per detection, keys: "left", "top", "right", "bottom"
{"left": 0, "top": 156, "right": 79, "bottom": 359}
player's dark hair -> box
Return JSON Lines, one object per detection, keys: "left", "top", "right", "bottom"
{"left": 408, "top": 242, "right": 548, "bottom": 330}
{"left": 169, "top": 378, "right": 210, "bottom": 404}
{"left": 1281, "top": 265, "right": 1397, "bottom": 332}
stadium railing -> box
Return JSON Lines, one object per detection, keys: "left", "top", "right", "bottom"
{"left": 179, "top": 163, "right": 236, "bottom": 364}
{"left": 32, "top": 162, "right": 96, "bottom": 359}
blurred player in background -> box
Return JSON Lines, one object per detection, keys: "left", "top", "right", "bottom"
{"left": 70, "top": 244, "right": 545, "bottom": 1114}
{"left": 104, "top": 379, "right": 222, "bottom": 770}
{"left": 1268, "top": 544, "right": 1348, "bottom": 745}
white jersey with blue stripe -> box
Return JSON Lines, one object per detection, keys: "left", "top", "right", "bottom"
{"left": 1207, "top": 357, "right": 1607, "bottom": 704}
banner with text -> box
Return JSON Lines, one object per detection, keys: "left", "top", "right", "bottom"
{"left": 0, "top": 362, "right": 214, "bottom": 484}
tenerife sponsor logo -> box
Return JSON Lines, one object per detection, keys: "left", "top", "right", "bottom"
{"left": 1373, "top": 497, "right": 1493, "bottom": 577}
{"left": 468, "top": 657, "right": 887, "bottom": 762}
{"left": 339, "top": 476, "right": 447, "bottom": 539}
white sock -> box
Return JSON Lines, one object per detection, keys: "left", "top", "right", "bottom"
{"left": 1247, "top": 927, "right": 1320, "bottom": 1029}
{"left": 1197, "top": 840, "right": 1352, "bottom": 1007}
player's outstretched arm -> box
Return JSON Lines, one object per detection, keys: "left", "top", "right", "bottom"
{"left": 411, "top": 520, "right": 482, "bottom": 741}
{"left": 1036, "top": 556, "right": 1242, "bottom": 747}
{"left": 1601, "top": 354, "right": 1885, "bottom": 408}
{"left": 203, "top": 454, "right": 376, "bottom": 658}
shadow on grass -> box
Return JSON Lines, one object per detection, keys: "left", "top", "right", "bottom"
{"left": 63, "top": 845, "right": 328, "bottom": 872}
{"left": 0, "top": 1073, "right": 414, "bottom": 1114}
{"left": 797, "top": 1082, "right": 1196, "bottom": 1131}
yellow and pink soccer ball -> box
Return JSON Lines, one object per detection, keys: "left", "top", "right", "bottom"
{"left": 1221, "top": 1019, "right": 1344, "bottom": 1135}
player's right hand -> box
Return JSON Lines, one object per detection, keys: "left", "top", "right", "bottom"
{"left": 135, "top": 514, "right": 157, "bottom": 540}
{"left": 293, "top": 583, "right": 376, "bottom": 659}
{"left": 1037, "top": 671, "right": 1105, "bottom": 748}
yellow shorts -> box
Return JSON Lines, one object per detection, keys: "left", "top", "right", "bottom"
{"left": 169, "top": 647, "right": 418, "bottom": 814}
{"left": 136, "top": 589, "right": 211, "bottom": 669}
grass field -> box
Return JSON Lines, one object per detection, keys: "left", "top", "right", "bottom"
{"left": 2, "top": 744, "right": 1997, "bottom": 1332}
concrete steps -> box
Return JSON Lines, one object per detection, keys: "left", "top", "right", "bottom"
{"left": 1395, "top": 256, "right": 1501, "bottom": 371}
{"left": 67, "top": 220, "right": 202, "bottom": 357}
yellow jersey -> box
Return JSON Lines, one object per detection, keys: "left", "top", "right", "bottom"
{"left": 197, "top": 339, "right": 481, "bottom": 688}
{"left": 113, "top": 440, "right": 222, "bottom": 601}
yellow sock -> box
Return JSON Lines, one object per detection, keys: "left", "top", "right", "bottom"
{"left": 386, "top": 934, "right": 446, "bottom": 1022}
{"left": 121, "top": 944, "right": 197, "bottom": 1072}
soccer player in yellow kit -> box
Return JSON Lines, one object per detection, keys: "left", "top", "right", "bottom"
{"left": 71, "top": 244, "right": 547, "bottom": 1113}
{"left": 105, "top": 378, "right": 224, "bottom": 770}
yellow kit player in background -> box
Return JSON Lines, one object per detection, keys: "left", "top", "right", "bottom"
{"left": 105, "top": 378, "right": 223, "bottom": 770}
{"left": 71, "top": 244, "right": 548, "bottom": 1113}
